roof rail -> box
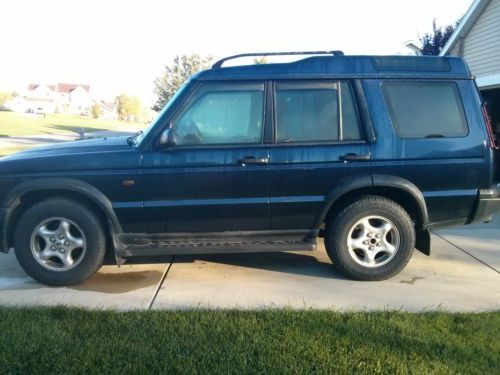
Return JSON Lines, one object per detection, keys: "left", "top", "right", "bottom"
{"left": 212, "top": 50, "right": 345, "bottom": 69}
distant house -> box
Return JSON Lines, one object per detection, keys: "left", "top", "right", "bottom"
{"left": 440, "top": 0, "right": 500, "bottom": 131}
{"left": 92, "top": 100, "right": 118, "bottom": 120}
{"left": 23, "top": 84, "right": 56, "bottom": 113}
{"left": 24, "top": 83, "right": 91, "bottom": 114}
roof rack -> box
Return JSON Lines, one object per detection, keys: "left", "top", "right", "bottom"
{"left": 212, "top": 50, "right": 345, "bottom": 69}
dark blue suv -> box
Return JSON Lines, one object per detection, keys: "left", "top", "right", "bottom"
{"left": 1, "top": 51, "right": 499, "bottom": 285}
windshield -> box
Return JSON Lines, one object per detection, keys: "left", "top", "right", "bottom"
{"left": 133, "top": 81, "right": 189, "bottom": 146}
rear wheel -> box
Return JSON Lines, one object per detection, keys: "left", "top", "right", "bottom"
{"left": 14, "top": 198, "right": 106, "bottom": 286}
{"left": 325, "top": 196, "right": 415, "bottom": 281}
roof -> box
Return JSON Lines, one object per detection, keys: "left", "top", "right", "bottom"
{"left": 93, "top": 100, "right": 115, "bottom": 112}
{"left": 28, "top": 84, "right": 55, "bottom": 91}
{"left": 440, "top": 0, "right": 492, "bottom": 56}
{"left": 55, "top": 83, "right": 90, "bottom": 93}
{"left": 27, "top": 83, "right": 90, "bottom": 93}
{"left": 194, "top": 55, "right": 472, "bottom": 81}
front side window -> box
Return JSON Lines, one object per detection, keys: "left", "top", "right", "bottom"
{"left": 275, "top": 81, "right": 362, "bottom": 143}
{"left": 383, "top": 81, "right": 468, "bottom": 138}
{"left": 173, "top": 83, "right": 264, "bottom": 145}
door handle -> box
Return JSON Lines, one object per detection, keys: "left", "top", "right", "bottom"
{"left": 339, "top": 153, "right": 371, "bottom": 162}
{"left": 238, "top": 157, "right": 269, "bottom": 166}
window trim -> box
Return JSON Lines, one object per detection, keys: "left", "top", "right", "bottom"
{"left": 272, "top": 80, "right": 364, "bottom": 144}
{"left": 352, "top": 79, "right": 376, "bottom": 143}
{"left": 168, "top": 81, "right": 267, "bottom": 148}
{"left": 268, "top": 139, "right": 367, "bottom": 148}
{"left": 381, "top": 80, "right": 469, "bottom": 139}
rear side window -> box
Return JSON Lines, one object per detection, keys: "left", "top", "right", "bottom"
{"left": 383, "top": 82, "right": 468, "bottom": 138}
{"left": 275, "top": 81, "right": 362, "bottom": 143}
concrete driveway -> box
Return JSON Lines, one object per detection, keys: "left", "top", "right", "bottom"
{"left": 0, "top": 220, "right": 498, "bottom": 311}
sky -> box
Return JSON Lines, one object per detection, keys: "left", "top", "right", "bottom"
{"left": 0, "top": 0, "right": 473, "bottom": 106}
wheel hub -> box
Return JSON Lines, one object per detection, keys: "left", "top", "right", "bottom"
{"left": 30, "top": 217, "right": 87, "bottom": 272}
{"left": 347, "top": 215, "right": 400, "bottom": 268}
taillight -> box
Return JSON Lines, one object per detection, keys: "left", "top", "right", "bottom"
{"left": 482, "top": 103, "right": 498, "bottom": 149}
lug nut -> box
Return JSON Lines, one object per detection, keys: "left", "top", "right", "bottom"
{"left": 377, "top": 242, "right": 382, "bottom": 246}
{"left": 363, "top": 240, "right": 368, "bottom": 245}
{"left": 58, "top": 234, "right": 64, "bottom": 239}
{"left": 50, "top": 246, "right": 56, "bottom": 251}
{"left": 367, "top": 233, "right": 372, "bottom": 238}
{"left": 375, "top": 234, "right": 381, "bottom": 238}
{"left": 59, "top": 249, "right": 65, "bottom": 254}
{"left": 369, "top": 246, "right": 374, "bottom": 251}
{"left": 50, "top": 237, "right": 56, "bottom": 242}
{"left": 64, "top": 241, "right": 70, "bottom": 246}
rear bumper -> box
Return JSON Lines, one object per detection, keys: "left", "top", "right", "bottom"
{"left": 470, "top": 183, "right": 500, "bottom": 223}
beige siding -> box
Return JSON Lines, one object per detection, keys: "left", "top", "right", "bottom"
{"left": 463, "top": 0, "right": 500, "bottom": 77}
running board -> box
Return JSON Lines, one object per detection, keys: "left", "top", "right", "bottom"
{"left": 114, "top": 230, "right": 317, "bottom": 257}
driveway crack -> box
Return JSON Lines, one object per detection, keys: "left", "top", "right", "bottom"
{"left": 148, "top": 256, "right": 175, "bottom": 310}
{"left": 434, "top": 233, "right": 499, "bottom": 274}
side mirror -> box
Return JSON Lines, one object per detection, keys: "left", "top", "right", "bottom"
{"left": 157, "top": 128, "right": 176, "bottom": 148}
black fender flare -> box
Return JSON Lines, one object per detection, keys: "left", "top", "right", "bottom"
{"left": 371, "top": 174, "right": 429, "bottom": 228}
{"left": 3, "top": 177, "right": 123, "bottom": 237}
{"left": 313, "top": 175, "right": 373, "bottom": 228}
{"left": 314, "top": 174, "right": 429, "bottom": 229}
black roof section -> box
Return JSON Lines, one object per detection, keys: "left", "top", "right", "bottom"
{"left": 195, "top": 54, "right": 472, "bottom": 81}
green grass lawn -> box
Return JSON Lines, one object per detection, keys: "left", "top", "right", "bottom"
{"left": 0, "top": 111, "right": 143, "bottom": 137}
{"left": 0, "top": 308, "right": 498, "bottom": 374}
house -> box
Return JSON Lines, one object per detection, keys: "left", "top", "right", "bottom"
{"left": 440, "top": 0, "right": 500, "bottom": 131}
{"left": 24, "top": 83, "right": 91, "bottom": 114}
{"left": 92, "top": 100, "right": 118, "bottom": 120}
{"left": 24, "top": 84, "right": 56, "bottom": 113}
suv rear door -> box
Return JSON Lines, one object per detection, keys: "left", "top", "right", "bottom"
{"left": 268, "top": 80, "right": 371, "bottom": 230}
{"left": 368, "top": 79, "right": 490, "bottom": 225}
{"left": 142, "top": 81, "right": 270, "bottom": 233}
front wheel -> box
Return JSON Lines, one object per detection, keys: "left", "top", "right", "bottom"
{"left": 325, "top": 196, "right": 415, "bottom": 281}
{"left": 14, "top": 198, "right": 106, "bottom": 286}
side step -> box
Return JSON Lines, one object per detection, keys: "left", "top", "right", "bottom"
{"left": 115, "top": 231, "right": 317, "bottom": 258}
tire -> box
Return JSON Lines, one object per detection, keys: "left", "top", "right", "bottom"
{"left": 14, "top": 198, "right": 106, "bottom": 286}
{"left": 325, "top": 196, "right": 415, "bottom": 281}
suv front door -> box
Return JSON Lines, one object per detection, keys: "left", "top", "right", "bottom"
{"left": 142, "top": 81, "right": 270, "bottom": 233}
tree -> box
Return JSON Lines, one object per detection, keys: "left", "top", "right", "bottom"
{"left": 253, "top": 57, "right": 268, "bottom": 64}
{"left": 153, "top": 54, "right": 213, "bottom": 111}
{"left": 90, "top": 103, "right": 103, "bottom": 119}
{"left": 115, "top": 94, "right": 142, "bottom": 121}
{"left": 0, "top": 91, "right": 13, "bottom": 108}
{"left": 419, "top": 19, "right": 456, "bottom": 55}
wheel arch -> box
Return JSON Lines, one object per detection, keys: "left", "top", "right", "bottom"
{"left": 2, "top": 178, "right": 122, "bottom": 252}
{"left": 316, "top": 175, "right": 431, "bottom": 255}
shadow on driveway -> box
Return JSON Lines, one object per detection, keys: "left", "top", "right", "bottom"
{"left": 129, "top": 251, "right": 344, "bottom": 280}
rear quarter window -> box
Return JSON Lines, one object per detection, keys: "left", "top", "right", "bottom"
{"left": 382, "top": 81, "right": 468, "bottom": 138}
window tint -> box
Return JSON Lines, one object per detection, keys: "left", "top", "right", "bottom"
{"left": 275, "top": 81, "right": 361, "bottom": 143}
{"left": 383, "top": 82, "right": 468, "bottom": 138}
{"left": 173, "top": 86, "right": 264, "bottom": 145}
